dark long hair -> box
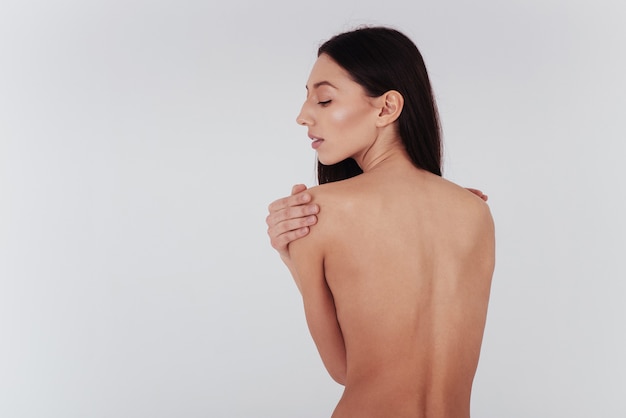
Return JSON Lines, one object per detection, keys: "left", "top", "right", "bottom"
{"left": 316, "top": 26, "right": 442, "bottom": 184}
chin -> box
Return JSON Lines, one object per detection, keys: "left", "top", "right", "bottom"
{"left": 318, "top": 157, "right": 339, "bottom": 166}
{"left": 317, "top": 153, "right": 346, "bottom": 166}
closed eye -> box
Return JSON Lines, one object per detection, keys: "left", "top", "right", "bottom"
{"left": 318, "top": 100, "right": 331, "bottom": 106}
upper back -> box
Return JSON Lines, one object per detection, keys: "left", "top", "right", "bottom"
{"left": 311, "top": 165, "right": 494, "bottom": 280}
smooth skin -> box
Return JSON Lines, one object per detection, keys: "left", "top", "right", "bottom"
{"left": 266, "top": 184, "right": 487, "bottom": 259}
{"left": 267, "top": 54, "right": 495, "bottom": 418}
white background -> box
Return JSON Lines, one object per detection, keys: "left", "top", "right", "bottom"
{"left": 1, "top": 0, "right": 625, "bottom": 417}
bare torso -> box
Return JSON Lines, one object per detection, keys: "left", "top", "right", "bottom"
{"left": 290, "top": 160, "right": 495, "bottom": 418}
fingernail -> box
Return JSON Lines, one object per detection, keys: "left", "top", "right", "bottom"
{"left": 307, "top": 216, "right": 316, "bottom": 224}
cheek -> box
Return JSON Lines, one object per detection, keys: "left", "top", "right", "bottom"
{"left": 328, "top": 105, "right": 371, "bottom": 130}
{"left": 329, "top": 107, "right": 351, "bottom": 123}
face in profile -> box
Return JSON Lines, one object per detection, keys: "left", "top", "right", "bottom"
{"left": 296, "top": 54, "right": 382, "bottom": 166}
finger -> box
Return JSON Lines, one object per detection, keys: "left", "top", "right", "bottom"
{"left": 291, "top": 184, "right": 308, "bottom": 195}
{"left": 266, "top": 203, "right": 318, "bottom": 230}
{"left": 268, "top": 190, "right": 314, "bottom": 213}
{"left": 466, "top": 188, "right": 485, "bottom": 199}
{"left": 270, "top": 226, "right": 311, "bottom": 251}
{"left": 273, "top": 214, "right": 318, "bottom": 236}
{"left": 267, "top": 208, "right": 317, "bottom": 238}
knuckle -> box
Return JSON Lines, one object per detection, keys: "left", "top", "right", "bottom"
{"left": 287, "top": 219, "right": 304, "bottom": 231}
{"left": 298, "top": 206, "right": 307, "bottom": 217}
{"left": 267, "top": 214, "right": 278, "bottom": 228}
{"left": 284, "top": 206, "right": 296, "bottom": 220}
{"left": 290, "top": 193, "right": 303, "bottom": 206}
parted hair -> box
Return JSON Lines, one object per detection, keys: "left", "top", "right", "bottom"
{"left": 316, "top": 26, "right": 442, "bottom": 184}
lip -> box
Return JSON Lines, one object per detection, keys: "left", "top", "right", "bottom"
{"left": 309, "top": 134, "right": 324, "bottom": 150}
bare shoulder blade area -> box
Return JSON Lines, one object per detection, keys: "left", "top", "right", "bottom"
{"left": 312, "top": 170, "right": 495, "bottom": 418}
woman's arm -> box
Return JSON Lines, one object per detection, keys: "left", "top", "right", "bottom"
{"left": 288, "top": 217, "right": 347, "bottom": 385}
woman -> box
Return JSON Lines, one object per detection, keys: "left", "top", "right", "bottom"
{"left": 266, "top": 27, "right": 495, "bottom": 418}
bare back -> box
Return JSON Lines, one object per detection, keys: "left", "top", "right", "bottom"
{"left": 290, "top": 164, "right": 495, "bottom": 418}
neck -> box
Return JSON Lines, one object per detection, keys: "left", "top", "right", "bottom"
{"left": 354, "top": 138, "right": 413, "bottom": 173}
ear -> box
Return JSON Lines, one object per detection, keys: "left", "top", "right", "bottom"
{"left": 375, "top": 90, "right": 404, "bottom": 127}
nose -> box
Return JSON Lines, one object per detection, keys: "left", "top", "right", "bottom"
{"left": 296, "top": 102, "right": 313, "bottom": 126}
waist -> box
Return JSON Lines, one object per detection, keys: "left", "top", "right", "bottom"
{"left": 333, "top": 383, "right": 424, "bottom": 418}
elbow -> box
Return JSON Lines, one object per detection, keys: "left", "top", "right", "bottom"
{"left": 328, "top": 363, "right": 347, "bottom": 386}
{"left": 332, "top": 374, "right": 346, "bottom": 386}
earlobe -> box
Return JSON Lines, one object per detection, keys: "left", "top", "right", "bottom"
{"left": 376, "top": 90, "right": 404, "bottom": 127}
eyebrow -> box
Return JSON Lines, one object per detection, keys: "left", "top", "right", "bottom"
{"left": 305, "top": 80, "right": 338, "bottom": 90}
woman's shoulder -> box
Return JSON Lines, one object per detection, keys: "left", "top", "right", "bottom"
{"left": 306, "top": 176, "right": 370, "bottom": 211}
{"left": 302, "top": 177, "right": 370, "bottom": 235}
{"left": 287, "top": 180, "right": 358, "bottom": 257}
{"left": 436, "top": 176, "right": 493, "bottom": 218}
{"left": 432, "top": 176, "right": 495, "bottom": 247}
